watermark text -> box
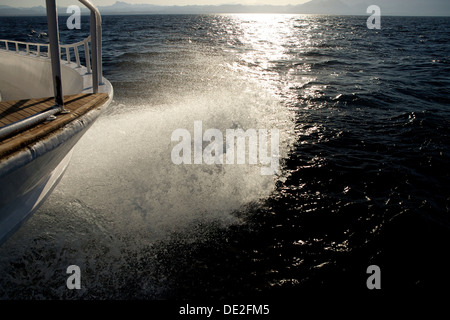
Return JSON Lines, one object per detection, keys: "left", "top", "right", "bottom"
{"left": 367, "top": 5, "right": 381, "bottom": 30}
{"left": 171, "top": 121, "right": 279, "bottom": 175}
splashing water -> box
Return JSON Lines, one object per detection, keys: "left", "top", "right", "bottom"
{"left": 0, "top": 48, "right": 296, "bottom": 299}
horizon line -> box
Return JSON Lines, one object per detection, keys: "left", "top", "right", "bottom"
{"left": 0, "top": 3, "right": 449, "bottom": 17}
{"left": 1, "top": 13, "right": 449, "bottom": 17}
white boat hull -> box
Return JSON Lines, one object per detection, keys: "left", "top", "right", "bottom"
{"left": 0, "top": 96, "right": 110, "bottom": 245}
{"left": 0, "top": 149, "right": 73, "bottom": 245}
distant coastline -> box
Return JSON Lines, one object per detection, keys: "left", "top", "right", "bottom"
{"left": 1, "top": 0, "right": 449, "bottom": 17}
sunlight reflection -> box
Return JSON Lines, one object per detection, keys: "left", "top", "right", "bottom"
{"left": 230, "top": 14, "right": 298, "bottom": 70}
{"left": 223, "top": 14, "right": 322, "bottom": 104}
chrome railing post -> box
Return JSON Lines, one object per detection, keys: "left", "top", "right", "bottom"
{"left": 79, "top": 0, "right": 102, "bottom": 93}
{"left": 84, "top": 38, "right": 91, "bottom": 72}
{"left": 98, "top": 19, "right": 103, "bottom": 85}
{"left": 90, "top": 10, "right": 99, "bottom": 93}
{"left": 45, "top": 0, "right": 64, "bottom": 107}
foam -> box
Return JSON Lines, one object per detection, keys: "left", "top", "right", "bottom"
{"left": 55, "top": 74, "right": 295, "bottom": 244}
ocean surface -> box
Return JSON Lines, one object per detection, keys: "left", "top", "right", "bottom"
{"left": 0, "top": 14, "right": 449, "bottom": 300}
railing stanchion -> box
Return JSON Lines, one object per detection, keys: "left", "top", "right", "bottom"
{"left": 98, "top": 19, "right": 103, "bottom": 85}
{"left": 75, "top": 46, "right": 80, "bottom": 67}
{"left": 90, "top": 10, "right": 99, "bottom": 93}
{"left": 84, "top": 38, "right": 91, "bottom": 72}
{"left": 79, "top": 0, "right": 102, "bottom": 92}
{"left": 66, "top": 47, "right": 70, "bottom": 63}
{"left": 45, "top": 0, "right": 64, "bottom": 107}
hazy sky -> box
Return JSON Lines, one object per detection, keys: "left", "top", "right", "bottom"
{"left": 2, "top": 0, "right": 449, "bottom": 16}
{"left": 0, "top": 0, "right": 311, "bottom": 7}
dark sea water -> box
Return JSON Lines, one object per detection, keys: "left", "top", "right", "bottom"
{"left": 0, "top": 14, "right": 450, "bottom": 301}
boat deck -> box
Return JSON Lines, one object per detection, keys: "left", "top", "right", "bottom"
{"left": 0, "top": 93, "right": 108, "bottom": 159}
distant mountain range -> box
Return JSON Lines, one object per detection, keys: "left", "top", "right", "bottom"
{"left": 0, "top": 0, "right": 449, "bottom": 16}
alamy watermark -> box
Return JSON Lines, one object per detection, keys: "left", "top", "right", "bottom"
{"left": 66, "top": 5, "right": 81, "bottom": 30}
{"left": 366, "top": 265, "right": 381, "bottom": 289}
{"left": 171, "top": 121, "right": 280, "bottom": 175}
{"left": 66, "top": 265, "right": 81, "bottom": 289}
{"left": 367, "top": 5, "right": 381, "bottom": 30}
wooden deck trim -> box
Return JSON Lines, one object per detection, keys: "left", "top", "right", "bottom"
{"left": 0, "top": 97, "right": 55, "bottom": 126}
{"left": 0, "top": 93, "right": 109, "bottom": 160}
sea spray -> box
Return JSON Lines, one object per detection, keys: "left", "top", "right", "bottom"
{"left": 0, "top": 53, "right": 296, "bottom": 298}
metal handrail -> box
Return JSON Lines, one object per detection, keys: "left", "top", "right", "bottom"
{"left": 0, "top": 105, "right": 66, "bottom": 140}
{"left": 0, "top": 39, "right": 49, "bottom": 57}
{"left": 0, "top": 0, "right": 103, "bottom": 94}
{"left": 60, "top": 36, "right": 92, "bottom": 70}
{"left": 0, "top": 36, "right": 92, "bottom": 71}
{"left": 79, "top": 0, "right": 103, "bottom": 91}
